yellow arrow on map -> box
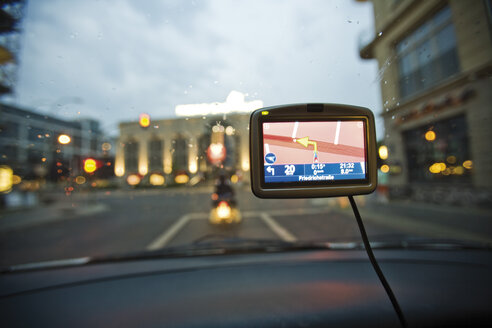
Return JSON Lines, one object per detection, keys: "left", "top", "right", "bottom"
{"left": 295, "top": 136, "right": 317, "bottom": 152}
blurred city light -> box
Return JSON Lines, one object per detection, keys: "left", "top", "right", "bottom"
{"left": 164, "top": 157, "right": 173, "bottom": 174}
{"left": 429, "top": 162, "right": 447, "bottom": 174}
{"left": 115, "top": 165, "right": 125, "bottom": 177}
{"left": 225, "top": 126, "right": 235, "bottom": 135}
{"left": 139, "top": 113, "right": 151, "bottom": 128}
{"left": 231, "top": 174, "right": 239, "bottom": 183}
{"left": 424, "top": 130, "right": 436, "bottom": 141}
{"left": 380, "top": 164, "right": 390, "bottom": 173}
{"left": 175, "top": 173, "right": 189, "bottom": 184}
{"left": 463, "top": 160, "right": 473, "bottom": 169}
{"left": 102, "top": 142, "right": 112, "bottom": 151}
{"left": 207, "top": 143, "right": 226, "bottom": 165}
{"left": 189, "top": 161, "right": 198, "bottom": 174}
{"left": 216, "top": 201, "right": 232, "bottom": 219}
{"left": 149, "top": 173, "right": 165, "bottom": 186}
{"left": 84, "top": 158, "right": 97, "bottom": 173}
{"left": 212, "top": 124, "right": 225, "bottom": 133}
{"left": 454, "top": 166, "right": 464, "bottom": 175}
{"left": 0, "top": 166, "right": 13, "bottom": 193}
{"left": 242, "top": 159, "right": 250, "bottom": 171}
{"left": 75, "top": 176, "right": 86, "bottom": 184}
{"left": 58, "top": 134, "right": 71, "bottom": 144}
{"left": 12, "top": 175, "right": 22, "bottom": 185}
{"left": 138, "top": 162, "right": 148, "bottom": 176}
{"left": 378, "top": 145, "right": 388, "bottom": 160}
{"left": 446, "top": 155, "right": 456, "bottom": 164}
{"left": 127, "top": 174, "right": 141, "bottom": 186}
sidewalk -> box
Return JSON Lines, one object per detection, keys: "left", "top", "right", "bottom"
{"left": 356, "top": 199, "right": 492, "bottom": 243}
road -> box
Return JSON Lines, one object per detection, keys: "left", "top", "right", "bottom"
{"left": 1, "top": 185, "right": 491, "bottom": 266}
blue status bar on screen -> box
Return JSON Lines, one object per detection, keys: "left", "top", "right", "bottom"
{"left": 264, "top": 162, "right": 366, "bottom": 183}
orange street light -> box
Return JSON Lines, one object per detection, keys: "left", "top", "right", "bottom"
{"left": 139, "top": 113, "right": 151, "bottom": 128}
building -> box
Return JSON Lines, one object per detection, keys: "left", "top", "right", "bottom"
{"left": 115, "top": 92, "right": 262, "bottom": 186}
{"left": 0, "top": 103, "right": 110, "bottom": 184}
{"left": 360, "top": 0, "right": 492, "bottom": 205}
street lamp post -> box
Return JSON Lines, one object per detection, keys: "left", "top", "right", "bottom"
{"left": 57, "top": 134, "right": 73, "bottom": 194}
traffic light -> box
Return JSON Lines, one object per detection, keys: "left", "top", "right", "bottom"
{"left": 84, "top": 158, "right": 97, "bottom": 173}
{"left": 377, "top": 145, "right": 388, "bottom": 173}
{"left": 139, "top": 113, "right": 150, "bottom": 128}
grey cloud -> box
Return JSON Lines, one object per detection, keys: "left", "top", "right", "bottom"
{"left": 10, "top": 0, "right": 382, "bottom": 136}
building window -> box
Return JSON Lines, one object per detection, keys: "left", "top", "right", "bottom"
{"left": 28, "top": 126, "right": 46, "bottom": 141}
{"left": 198, "top": 134, "right": 210, "bottom": 172}
{"left": 124, "top": 140, "right": 139, "bottom": 173}
{"left": 0, "top": 144, "right": 17, "bottom": 163}
{"left": 90, "top": 138, "right": 98, "bottom": 152}
{"left": 72, "top": 135, "right": 82, "bottom": 149}
{"left": 403, "top": 115, "right": 471, "bottom": 183}
{"left": 0, "top": 121, "right": 19, "bottom": 139}
{"left": 172, "top": 136, "right": 187, "bottom": 172}
{"left": 148, "top": 139, "right": 163, "bottom": 171}
{"left": 396, "top": 6, "right": 460, "bottom": 99}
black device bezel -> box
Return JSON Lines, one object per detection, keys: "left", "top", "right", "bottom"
{"left": 249, "top": 103, "right": 377, "bottom": 198}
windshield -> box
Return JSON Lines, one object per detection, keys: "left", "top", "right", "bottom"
{"left": 1, "top": 0, "right": 491, "bottom": 266}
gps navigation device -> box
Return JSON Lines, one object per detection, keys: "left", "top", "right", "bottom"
{"left": 249, "top": 104, "right": 377, "bottom": 198}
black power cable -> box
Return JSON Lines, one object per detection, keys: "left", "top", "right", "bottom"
{"left": 348, "top": 195, "right": 407, "bottom": 328}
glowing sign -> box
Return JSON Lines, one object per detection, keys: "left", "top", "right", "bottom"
{"left": 175, "top": 91, "right": 263, "bottom": 117}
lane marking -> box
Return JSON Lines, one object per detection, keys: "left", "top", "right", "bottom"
{"left": 334, "top": 120, "right": 341, "bottom": 145}
{"left": 264, "top": 143, "right": 270, "bottom": 154}
{"left": 260, "top": 212, "right": 297, "bottom": 242}
{"left": 146, "top": 214, "right": 191, "bottom": 250}
{"left": 292, "top": 121, "right": 299, "bottom": 139}
{"left": 146, "top": 209, "right": 323, "bottom": 251}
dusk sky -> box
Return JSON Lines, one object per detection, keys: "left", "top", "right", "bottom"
{"left": 5, "top": 0, "right": 383, "bottom": 137}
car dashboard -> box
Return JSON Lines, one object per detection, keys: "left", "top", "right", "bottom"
{"left": 1, "top": 248, "right": 491, "bottom": 327}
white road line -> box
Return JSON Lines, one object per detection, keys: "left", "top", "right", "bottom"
{"left": 334, "top": 120, "right": 341, "bottom": 145}
{"left": 292, "top": 121, "right": 299, "bottom": 139}
{"left": 260, "top": 212, "right": 297, "bottom": 242}
{"left": 146, "top": 214, "right": 191, "bottom": 250}
{"left": 264, "top": 143, "right": 270, "bottom": 154}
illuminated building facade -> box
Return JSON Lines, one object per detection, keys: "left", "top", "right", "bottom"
{"left": 360, "top": 0, "right": 492, "bottom": 205}
{"left": 115, "top": 92, "right": 261, "bottom": 185}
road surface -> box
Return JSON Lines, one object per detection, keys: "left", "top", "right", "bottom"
{"left": 1, "top": 186, "right": 491, "bottom": 266}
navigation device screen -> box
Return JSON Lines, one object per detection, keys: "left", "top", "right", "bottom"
{"left": 262, "top": 121, "right": 367, "bottom": 183}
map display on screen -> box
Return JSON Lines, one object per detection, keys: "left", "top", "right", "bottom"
{"left": 262, "top": 121, "right": 367, "bottom": 183}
